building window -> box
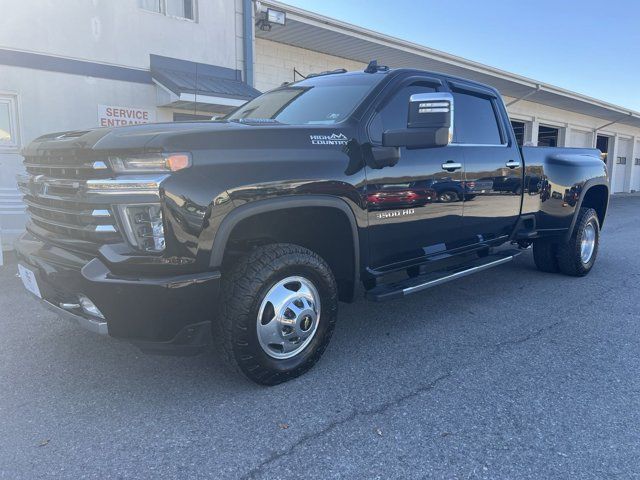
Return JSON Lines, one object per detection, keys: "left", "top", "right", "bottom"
{"left": 139, "top": 0, "right": 196, "bottom": 20}
{"left": 538, "top": 125, "right": 560, "bottom": 147}
{"left": 635, "top": 158, "right": 640, "bottom": 166}
{"left": 596, "top": 135, "right": 610, "bottom": 163}
{"left": 510, "top": 120, "right": 526, "bottom": 146}
{"left": 0, "top": 94, "right": 20, "bottom": 150}
{"left": 616, "top": 157, "right": 627, "bottom": 165}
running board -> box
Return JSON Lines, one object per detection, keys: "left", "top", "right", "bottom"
{"left": 366, "top": 250, "right": 521, "bottom": 302}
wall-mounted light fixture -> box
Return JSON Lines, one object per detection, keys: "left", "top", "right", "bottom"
{"left": 255, "top": 4, "right": 286, "bottom": 32}
{"left": 267, "top": 8, "right": 286, "bottom": 25}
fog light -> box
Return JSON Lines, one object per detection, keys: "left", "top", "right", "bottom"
{"left": 79, "top": 295, "right": 104, "bottom": 319}
{"left": 117, "top": 204, "right": 165, "bottom": 252}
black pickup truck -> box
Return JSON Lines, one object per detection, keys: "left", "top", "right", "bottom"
{"left": 16, "top": 63, "right": 609, "bottom": 385}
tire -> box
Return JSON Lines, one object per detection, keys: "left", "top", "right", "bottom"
{"left": 218, "top": 243, "right": 338, "bottom": 385}
{"left": 533, "top": 239, "right": 559, "bottom": 273}
{"left": 438, "top": 191, "right": 459, "bottom": 203}
{"left": 556, "top": 208, "right": 600, "bottom": 277}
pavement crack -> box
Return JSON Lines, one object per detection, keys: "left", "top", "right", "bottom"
{"left": 241, "top": 372, "right": 453, "bottom": 480}
{"left": 492, "top": 320, "right": 563, "bottom": 350}
{"left": 242, "top": 318, "right": 567, "bottom": 479}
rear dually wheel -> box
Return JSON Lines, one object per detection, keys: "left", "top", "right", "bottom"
{"left": 557, "top": 208, "right": 600, "bottom": 276}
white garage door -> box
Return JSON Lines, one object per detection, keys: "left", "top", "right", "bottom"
{"left": 632, "top": 141, "right": 640, "bottom": 192}
{"left": 613, "top": 138, "right": 631, "bottom": 193}
{"left": 569, "top": 129, "right": 592, "bottom": 148}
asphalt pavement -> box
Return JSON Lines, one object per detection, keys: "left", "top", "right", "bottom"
{"left": 1, "top": 195, "right": 639, "bottom": 479}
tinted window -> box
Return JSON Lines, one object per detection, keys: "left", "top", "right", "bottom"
{"left": 452, "top": 92, "right": 502, "bottom": 144}
{"left": 227, "top": 74, "right": 382, "bottom": 125}
{"left": 369, "top": 85, "right": 436, "bottom": 143}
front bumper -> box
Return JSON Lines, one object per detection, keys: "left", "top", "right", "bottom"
{"left": 41, "top": 299, "right": 109, "bottom": 335}
{"left": 15, "top": 232, "right": 221, "bottom": 355}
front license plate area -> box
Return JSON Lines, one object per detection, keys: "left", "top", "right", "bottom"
{"left": 18, "top": 264, "right": 42, "bottom": 299}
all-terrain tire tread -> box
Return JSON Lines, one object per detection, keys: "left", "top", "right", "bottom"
{"left": 556, "top": 208, "right": 599, "bottom": 277}
{"left": 216, "top": 243, "right": 338, "bottom": 385}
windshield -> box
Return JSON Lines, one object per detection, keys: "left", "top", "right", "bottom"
{"left": 227, "top": 73, "right": 382, "bottom": 125}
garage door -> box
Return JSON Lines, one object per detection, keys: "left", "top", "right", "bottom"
{"left": 569, "top": 129, "right": 592, "bottom": 148}
{"left": 613, "top": 138, "right": 631, "bottom": 193}
{"left": 632, "top": 141, "right": 640, "bottom": 192}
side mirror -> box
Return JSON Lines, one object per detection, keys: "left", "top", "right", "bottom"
{"left": 382, "top": 92, "right": 453, "bottom": 149}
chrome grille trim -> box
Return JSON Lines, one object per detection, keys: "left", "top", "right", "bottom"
{"left": 23, "top": 155, "right": 113, "bottom": 180}
{"left": 19, "top": 155, "right": 123, "bottom": 247}
{"left": 29, "top": 211, "right": 118, "bottom": 233}
{"left": 23, "top": 198, "right": 114, "bottom": 222}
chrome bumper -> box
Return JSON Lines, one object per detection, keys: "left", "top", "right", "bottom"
{"left": 41, "top": 299, "right": 108, "bottom": 335}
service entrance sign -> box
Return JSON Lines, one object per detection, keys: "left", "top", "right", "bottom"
{"left": 98, "top": 105, "right": 156, "bottom": 127}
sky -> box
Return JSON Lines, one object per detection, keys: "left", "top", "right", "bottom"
{"left": 282, "top": 0, "right": 640, "bottom": 111}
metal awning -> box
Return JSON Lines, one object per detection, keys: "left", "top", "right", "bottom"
{"left": 256, "top": 1, "right": 640, "bottom": 130}
{"left": 151, "top": 54, "right": 261, "bottom": 113}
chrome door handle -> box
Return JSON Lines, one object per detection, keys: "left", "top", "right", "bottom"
{"left": 506, "top": 160, "right": 521, "bottom": 169}
{"left": 442, "top": 161, "right": 462, "bottom": 172}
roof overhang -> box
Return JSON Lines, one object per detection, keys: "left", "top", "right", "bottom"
{"left": 151, "top": 54, "right": 260, "bottom": 113}
{"left": 256, "top": 1, "right": 640, "bottom": 130}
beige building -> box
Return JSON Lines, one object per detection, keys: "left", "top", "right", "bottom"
{"left": 1, "top": 0, "right": 639, "bottom": 251}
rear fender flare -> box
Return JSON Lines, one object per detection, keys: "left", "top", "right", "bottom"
{"left": 564, "top": 178, "right": 609, "bottom": 242}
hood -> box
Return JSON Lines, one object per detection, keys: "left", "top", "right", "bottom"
{"left": 22, "top": 121, "right": 353, "bottom": 157}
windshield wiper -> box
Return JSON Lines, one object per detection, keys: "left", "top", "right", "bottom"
{"left": 229, "top": 118, "right": 281, "bottom": 125}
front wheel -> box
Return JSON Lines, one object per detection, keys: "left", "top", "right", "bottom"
{"left": 556, "top": 208, "right": 600, "bottom": 276}
{"left": 218, "top": 243, "right": 338, "bottom": 385}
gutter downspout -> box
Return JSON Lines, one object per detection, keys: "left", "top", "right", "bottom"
{"left": 243, "top": 0, "right": 254, "bottom": 87}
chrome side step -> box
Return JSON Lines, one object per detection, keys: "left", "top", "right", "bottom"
{"left": 366, "top": 250, "right": 520, "bottom": 302}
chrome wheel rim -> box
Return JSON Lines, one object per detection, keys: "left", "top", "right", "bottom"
{"left": 580, "top": 222, "right": 596, "bottom": 264}
{"left": 257, "top": 276, "right": 321, "bottom": 359}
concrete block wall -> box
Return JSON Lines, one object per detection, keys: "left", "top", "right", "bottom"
{"left": 254, "top": 38, "right": 366, "bottom": 92}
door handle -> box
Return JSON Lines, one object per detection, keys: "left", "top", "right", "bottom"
{"left": 442, "top": 161, "right": 462, "bottom": 172}
{"left": 506, "top": 160, "right": 521, "bottom": 169}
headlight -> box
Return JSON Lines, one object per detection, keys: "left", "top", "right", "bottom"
{"left": 117, "top": 204, "right": 165, "bottom": 252}
{"left": 109, "top": 153, "right": 191, "bottom": 173}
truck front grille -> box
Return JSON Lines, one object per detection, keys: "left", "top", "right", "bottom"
{"left": 24, "top": 156, "right": 110, "bottom": 180}
{"left": 18, "top": 155, "right": 122, "bottom": 250}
